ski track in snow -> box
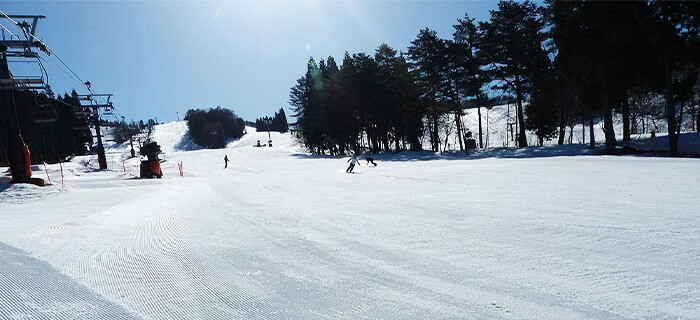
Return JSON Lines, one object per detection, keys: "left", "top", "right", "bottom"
{"left": 0, "top": 122, "right": 699, "bottom": 319}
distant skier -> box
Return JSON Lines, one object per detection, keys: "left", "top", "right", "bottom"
{"left": 346, "top": 154, "right": 360, "bottom": 173}
{"left": 365, "top": 157, "right": 377, "bottom": 166}
{"left": 224, "top": 155, "right": 229, "bottom": 168}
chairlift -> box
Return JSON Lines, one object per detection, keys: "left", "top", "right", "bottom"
{"left": 73, "top": 110, "right": 97, "bottom": 117}
{"left": 31, "top": 93, "right": 57, "bottom": 124}
{"left": 0, "top": 55, "right": 52, "bottom": 95}
{"left": 73, "top": 126, "right": 90, "bottom": 131}
{"left": 0, "top": 76, "right": 48, "bottom": 91}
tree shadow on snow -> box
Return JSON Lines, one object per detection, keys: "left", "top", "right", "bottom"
{"left": 291, "top": 153, "right": 348, "bottom": 160}
{"left": 292, "top": 144, "right": 601, "bottom": 162}
{"left": 174, "top": 131, "right": 202, "bottom": 151}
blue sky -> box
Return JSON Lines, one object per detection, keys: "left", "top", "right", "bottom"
{"left": 1, "top": 1, "right": 499, "bottom": 123}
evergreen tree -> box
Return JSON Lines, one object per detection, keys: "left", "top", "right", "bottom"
{"left": 479, "top": 0, "right": 547, "bottom": 148}
{"left": 375, "top": 44, "right": 423, "bottom": 152}
{"left": 525, "top": 57, "right": 559, "bottom": 146}
{"left": 184, "top": 107, "right": 245, "bottom": 149}
{"left": 452, "top": 14, "right": 489, "bottom": 149}
{"left": 646, "top": 1, "right": 700, "bottom": 155}
{"left": 552, "top": 0, "right": 644, "bottom": 154}
{"left": 290, "top": 58, "right": 326, "bottom": 153}
{"left": 274, "top": 107, "right": 289, "bottom": 132}
{"left": 408, "top": 28, "right": 451, "bottom": 152}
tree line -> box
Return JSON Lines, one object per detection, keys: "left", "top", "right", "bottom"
{"left": 255, "top": 107, "right": 289, "bottom": 133}
{"left": 0, "top": 88, "right": 169, "bottom": 165}
{"left": 0, "top": 90, "right": 93, "bottom": 164}
{"left": 184, "top": 107, "right": 245, "bottom": 149}
{"left": 290, "top": 0, "right": 700, "bottom": 156}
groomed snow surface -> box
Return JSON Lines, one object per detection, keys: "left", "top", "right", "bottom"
{"left": 1, "top": 122, "right": 699, "bottom": 319}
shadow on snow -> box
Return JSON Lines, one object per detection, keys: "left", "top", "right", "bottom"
{"left": 292, "top": 143, "right": 602, "bottom": 162}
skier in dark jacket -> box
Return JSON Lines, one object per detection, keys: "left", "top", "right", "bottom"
{"left": 224, "top": 155, "right": 229, "bottom": 168}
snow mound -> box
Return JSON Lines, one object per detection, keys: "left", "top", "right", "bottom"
{"left": 227, "top": 126, "right": 303, "bottom": 153}
{"left": 625, "top": 132, "right": 700, "bottom": 155}
{"left": 151, "top": 122, "right": 302, "bottom": 154}
{"left": 152, "top": 121, "right": 202, "bottom": 153}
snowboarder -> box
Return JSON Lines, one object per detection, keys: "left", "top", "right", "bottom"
{"left": 365, "top": 157, "right": 377, "bottom": 166}
{"left": 346, "top": 154, "right": 360, "bottom": 173}
{"left": 224, "top": 155, "right": 229, "bottom": 168}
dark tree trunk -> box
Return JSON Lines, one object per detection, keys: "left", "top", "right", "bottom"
{"left": 602, "top": 109, "right": 616, "bottom": 154}
{"left": 395, "top": 132, "right": 400, "bottom": 152}
{"left": 515, "top": 75, "right": 528, "bottom": 147}
{"left": 677, "top": 102, "right": 684, "bottom": 137}
{"left": 558, "top": 120, "right": 566, "bottom": 145}
{"left": 589, "top": 117, "right": 595, "bottom": 149}
{"left": 455, "top": 111, "right": 464, "bottom": 151}
{"left": 622, "top": 90, "right": 630, "bottom": 142}
{"left": 432, "top": 115, "right": 439, "bottom": 152}
{"left": 599, "top": 66, "right": 616, "bottom": 154}
{"left": 477, "top": 107, "right": 483, "bottom": 148}
{"left": 664, "top": 49, "right": 678, "bottom": 156}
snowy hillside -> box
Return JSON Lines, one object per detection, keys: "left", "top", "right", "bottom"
{"left": 442, "top": 104, "right": 699, "bottom": 154}
{"left": 1, "top": 121, "right": 699, "bottom": 319}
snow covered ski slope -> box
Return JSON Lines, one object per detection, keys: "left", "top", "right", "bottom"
{"left": 1, "top": 121, "right": 699, "bottom": 319}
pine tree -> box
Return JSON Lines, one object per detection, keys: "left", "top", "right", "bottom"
{"left": 451, "top": 14, "right": 489, "bottom": 149}
{"left": 646, "top": 1, "right": 700, "bottom": 156}
{"left": 274, "top": 107, "right": 289, "bottom": 132}
{"left": 290, "top": 58, "right": 327, "bottom": 153}
{"left": 408, "top": 28, "right": 451, "bottom": 152}
{"left": 553, "top": 0, "right": 654, "bottom": 154}
{"left": 479, "top": 0, "right": 547, "bottom": 148}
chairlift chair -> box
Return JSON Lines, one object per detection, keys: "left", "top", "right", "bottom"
{"left": 31, "top": 104, "right": 57, "bottom": 124}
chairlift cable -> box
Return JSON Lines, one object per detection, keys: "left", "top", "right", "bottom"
{"left": 36, "top": 56, "right": 49, "bottom": 85}
{"left": 9, "top": 88, "right": 26, "bottom": 145}
{"left": 0, "top": 10, "right": 49, "bottom": 52}
{"left": 38, "top": 56, "right": 86, "bottom": 90}
{"left": 0, "top": 21, "right": 20, "bottom": 40}
{"left": 49, "top": 52, "right": 87, "bottom": 88}
{"left": 2, "top": 10, "right": 117, "bottom": 126}
{"left": 39, "top": 55, "right": 87, "bottom": 89}
{"left": 1, "top": 10, "right": 91, "bottom": 94}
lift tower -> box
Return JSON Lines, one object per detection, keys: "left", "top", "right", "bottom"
{"left": 0, "top": 14, "right": 49, "bottom": 183}
{"left": 78, "top": 93, "right": 113, "bottom": 170}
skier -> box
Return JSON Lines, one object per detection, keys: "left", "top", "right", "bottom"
{"left": 224, "top": 155, "right": 229, "bottom": 168}
{"left": 365, "top": 157, "right": 377, "bottom": 166}
{"left": 346, "top": 154, "right": 360, "bottom": 173}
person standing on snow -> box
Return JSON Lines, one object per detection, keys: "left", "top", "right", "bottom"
{"left": 346, "top": 154, "right": 360, "bottom": 173}
{"left": 224, "top": 155, "right": 229, "bottom": 168}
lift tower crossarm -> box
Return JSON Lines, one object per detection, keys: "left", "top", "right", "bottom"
{"left": 1, "top": 14, "right": 49, "bottom": 55}
{"left": 78, "top": 92, "right": 114, "bottom": 170}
